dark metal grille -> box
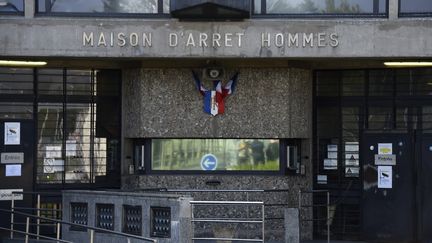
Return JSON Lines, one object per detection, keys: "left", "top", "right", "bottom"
{"left": 150, "top": 207, "right": 171, "bottom": 238}
{"left": 314, "top": 68, "right": 432, "bottom": 240}
{"left": 70, "top": 202, "right": 88, "bottom": 231}
{"left": 123, "top": 205, "right": 142, "bottom": 235}
{"left": 0, "top": 67, "right": 33, "bottom": 95}
{"left": 96, "top": 203, "right": 114, "bottom": 230}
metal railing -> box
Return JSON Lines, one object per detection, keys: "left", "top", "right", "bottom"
{"left": 190, "top": 200, "right": 265, "bottom": 242}
{"left": 10, "top": 191, "right": 62, "bottom": 240}
{"left": 298, "top": 189, "right": 331, "bottom": 243}
{"left": 5, "top": 191, "right": 158, "bottom": 243}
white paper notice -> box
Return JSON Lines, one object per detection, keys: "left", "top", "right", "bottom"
{"left": 324, "top": 159, "right": 338, "bottom": 170}
{"left": 46, "top": 146, "right": 62, "bottom": 158}
{"left": 317, "top": 175, "right": 327, "bottom": 184}
{"left": 378, "top": 143, "right": 393, "bottom": 155}
{"left": 43, "top": 158, "right": 64, "bottom": 173}
{"left": 5, "top": 164, "right": 21, "bottom": 177}
{"left": 378, "top": 166, "right": 392, "bottom": 189}
{"left": 4, "top": 122, "right": 20, "bottom": 145}
{"left": 66, "top": 140, "right": 76, "bottom": 157}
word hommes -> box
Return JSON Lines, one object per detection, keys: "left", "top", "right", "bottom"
{"left": 82, "top": 31, "right": 339, "bottom": 48}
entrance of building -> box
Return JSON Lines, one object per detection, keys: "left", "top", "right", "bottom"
{"left": 0, "top": 120, "right": 34, "bottom": 235}
{"left": 362, "top": 132, "right": 432, "bottom": 242}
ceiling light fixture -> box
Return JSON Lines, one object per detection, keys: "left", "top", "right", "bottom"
{"left": 384, "top": 62, "right": 432, "bottom": 67}
{"left": 0, "top": 60, "right": 47, "bottom": 67}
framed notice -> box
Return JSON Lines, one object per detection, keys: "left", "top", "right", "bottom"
{"left": 4, "top": 122, "right": 20, "bottom": 145}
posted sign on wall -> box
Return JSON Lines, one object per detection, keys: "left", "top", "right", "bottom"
{"left": 4, "top": 122, "right": 20, "bottom": 145}
{"left": 0, "top": 189, "right": 23, "bottom": 201}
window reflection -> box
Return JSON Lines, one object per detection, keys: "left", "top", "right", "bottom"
{"left": 0, "top": 0, "right": 23, "bottom": 13}
{"left": 261, "top": 0, "right": 386, "bottom": 14}
{"left": 151, "top": 139, "right": 280, "bottom": 171}
{"left": 400, "top": 0, "right": 432, "bottom": 13}
{"left": 38, "top": 0, "right": 160, "bottom": 14}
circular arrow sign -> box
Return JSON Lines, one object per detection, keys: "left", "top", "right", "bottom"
{"left": 200, "top": 154, "right": 218, "bottom": 171}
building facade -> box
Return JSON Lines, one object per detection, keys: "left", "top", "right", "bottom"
{"left": 0, "top": 0, "right": 431, "bottom": 242}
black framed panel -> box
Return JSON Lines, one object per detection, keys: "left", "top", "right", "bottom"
{"left": 399, "top": 0, "right": 432, "bottom": 17}
{"left": 133, "top": 138, "right": 302, "bottom": 175}
{"left": 0, "top": 0, "right": 24, "bottom": 15}
{"left": 252, "top": 0, "right": 388, "bottom": 18}
{"left": 36, "top": 0, "right": 170, "bottom": 17}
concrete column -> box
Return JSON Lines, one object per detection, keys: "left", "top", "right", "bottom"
{"left": 388, "top": 0, "right": 399, "bottom": 20}
{"left": 24, "top": 0, "right": 35, "bottom": 18}
{"left": 285, "top": 208, "right": 300, "bottom": 243}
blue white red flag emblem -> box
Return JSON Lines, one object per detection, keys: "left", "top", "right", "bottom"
{"left": 192, "top": 71, "right": 239, "bottom": 116}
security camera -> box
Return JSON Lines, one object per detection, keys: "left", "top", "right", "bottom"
{"left": 203, "top": 67, "right": 224, "bottom": 80}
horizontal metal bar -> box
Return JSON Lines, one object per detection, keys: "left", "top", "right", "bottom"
{"left": 264, "top": 204, "right": 289, "bottom": 207}
{"left": 300, "top": 190, "right": 329, "bottom": 193}
{"left": 190, "top": 201, "right": 263, "bottom": 205}
{"left": 11, "top": 191, "right": 61, "bottom": 196}
{"left": 301, "top": 218, "right": 329, "bottom": 222}
{"left": 300, "top": 204, "right": 329, "bottom": 208}
{"left": 13, "top": 207, "right": 62, "bottom": 212}
{"left": 149, "top": 188, "right": 291, "bottom": 193}
{"left": 169, "top": 189, "right": 265, "bottom": 192}
{"left": 0, "top": 226, "right": 72, "bottom": 243}
{"left": 13, "top": 223, "right": 58, "bottom": 226}
{"left": 191, "top": 219, "right": 263, "bottom": 224}
{"left": 192, "top": 237, "right": 263, "bottom": 242}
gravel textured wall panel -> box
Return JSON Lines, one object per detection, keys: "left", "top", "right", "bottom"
{"left": 123, "top": 68, "right": 311, "bottom": 138}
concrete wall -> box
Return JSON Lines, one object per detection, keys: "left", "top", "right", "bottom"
{"left": 121, "top": 67, "right": 313, "bottom": 241}
{"left": 123, "top": 68, "right": 311, "bottom": 138}
{"left": 1, "top": 18, "right": 432, "bottom": 58}
{"left": 62, "top": 190, "right": 193, "bottom": 243}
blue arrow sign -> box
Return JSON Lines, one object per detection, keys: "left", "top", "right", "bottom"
{"left": 200, "top": 154, "right": 218, "bottom": 171}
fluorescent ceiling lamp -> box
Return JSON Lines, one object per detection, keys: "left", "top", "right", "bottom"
{"left": 384, "top": 62, "right": 432, "bottom": 67}
{"left": 0, "top": 60, "right": 47, "bottom": 67}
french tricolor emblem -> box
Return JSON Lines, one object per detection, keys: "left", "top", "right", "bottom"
{"left": 193, "top": 71, "right": 239, "bottom": 116}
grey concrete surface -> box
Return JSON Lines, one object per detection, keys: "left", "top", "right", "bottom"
{"left": 0, "top": 18, "right": 432, "bottom": 58}
{"left": 286, "top": 208, "right": 300, "bottom": 243}
{"left": 62, "top": 190, "right": 192, "bottom": 243}
{"left": 123, "top": 68, "right": 311, "bottom": 138}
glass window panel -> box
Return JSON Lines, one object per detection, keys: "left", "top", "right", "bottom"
{"left": 396, "top": 69, "right": 432, "bottom": 96}
{"left": 151, "top": 139, "right": 280, "bottom": 171}
{"left": 342, "top": 107, "right": 359, "bottom": 140}
{"left": 37, "top": 103, "right": 64, "bottom": 184}
{"left": 65, "top": 103, "right": 93, "bottom": 183}
{"left": 316, "top": 71, "right": 339, "bottom": 97}
{"left": 0, "top": 67, "right": 33, "bottom": 94}
{"left": 342, "top": 71, "right": 365, "bottom": 96}
{"left": 368, "top": 106, "right": 393, "bottom": 130}
{"left": 264, "top": 0, "right": 386, "bottom": 14}
{"left": 163, "top": 0, "right": 170, "bottom": 13}
{"left": 396, "top": 107, "right": 417, "bottom": 130}
{"left": 38, "top": 69, "right": 64, "bottom": 95}
{"left": 67, "top": 70, "right": 92, "bottom": 96}
{"left": 254, "top": 0, "right": 262, "bottom": 14}
{"left": 0, "top": 0, "right": 24, "bottom": 13}
{"left": 0, "top": 102, "right": 33, "bottom": 119}
{"left": 38, "top": 0, "right": 159, "bottom": 14}
{"left": 400, "top": 0, "right": 432, "bottom": 13}
{"left": 423, "top": 106, "right": 432, "bottom": 132}
{"left": 369, "top": 69, "right": 393, "bottom": 96}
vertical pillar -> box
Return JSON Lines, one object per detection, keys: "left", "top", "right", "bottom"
{"left": 24, "top": 0, "right": 35, "bottom": 18}
{"left": 388, "top": 0, "right": 399, "bottom": 20}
